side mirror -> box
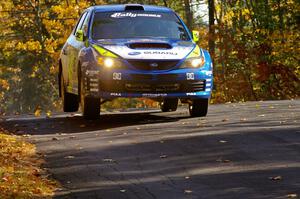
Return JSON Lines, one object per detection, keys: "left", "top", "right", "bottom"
{"left": 75, "top": 29, "right": 84, "bottom": 42}
{"left": 192, "top": 30, "right": 200, "bottom": 42}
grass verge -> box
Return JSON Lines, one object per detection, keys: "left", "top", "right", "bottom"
{"left": 0, "top": 131, "right": 57, "bottom": 198}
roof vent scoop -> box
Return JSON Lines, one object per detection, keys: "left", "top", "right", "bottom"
{"left": 125, "top": 4, "right": 144, "bottom": 11}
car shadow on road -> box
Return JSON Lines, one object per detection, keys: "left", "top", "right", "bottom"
{"left": 0, "top": 111, "right": 189, "bottom": 136}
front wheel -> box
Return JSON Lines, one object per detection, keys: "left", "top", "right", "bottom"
{"left": 60, "top": 72, "right": 79, "bottom": 112}
{"left": 160, "top": 98, "right": 178, "bottom": 112}
{"left": 189, "top": 98, "right": 208, "bottom": 117}
{"left": 80, "top": 79, "right": 100, "bottom": 120}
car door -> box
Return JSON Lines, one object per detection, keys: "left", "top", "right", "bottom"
{"left": 66, "top": 11, "right": 88, "bottom": 94}
{"left": 72, "top": 11, "right": 92, "bottom": 92}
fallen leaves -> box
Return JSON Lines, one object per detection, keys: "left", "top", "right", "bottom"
{"left": 34, "top": 108, "right": 41, "bottom": 117}
{"left": 46, "top": 111, "right": 52, "bottom": 118}
{"left": 269, "top": 175, "right": 282, "bottom": 181}
{"left": 219, "top": 140, "right": 227, "bottom": 143}
{"left": 64, "top": 155, "right": 75, "bottom": 159}
{"left": 159, "top": 154, "right": 168, "bottom": 159}
{"left": 22, "top": 134, "right": 31, "bottom": 138}
{"left": 0, "top": 133, "right": 57, "bottom": 198}
{"left": 286, "top": 193, "right": 298, "bottom": 198}
{"left": 184, "top": 189, "right": 193, "bottom": 194}
{"left": 1, "top": 176, "right": 8, "bottom": 182}
{"left": 102, "top": 158, "right": 115, "bottom": 163}
{"left": 216, "top": 158, "right": 231, "bottom": 163}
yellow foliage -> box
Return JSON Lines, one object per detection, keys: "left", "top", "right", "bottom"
{"left": 0, "top": 80, "right": 9, "bottom": 90}
{"left": 34, "top": 108, "right": 41, "bottom": 117}
{"left": 16, "top": 41, "right": 41, "bottom": 52}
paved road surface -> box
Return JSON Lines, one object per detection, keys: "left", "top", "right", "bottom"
{"left": 1, "top": 100, "right": 300, "bottom": 199}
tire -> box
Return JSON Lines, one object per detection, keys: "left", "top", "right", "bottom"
{"left": 60, "top": 72, "right": 79, "bottom": 112}
{"left": 160, "top": 98, "right": 178, "bottom": 112}
{"left": 80, "top": 78, "right": 100, "bottom": 119}
{"left": 189, "top": 98, "right": 208, "bottom": 117}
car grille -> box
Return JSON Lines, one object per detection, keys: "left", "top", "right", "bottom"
{"left": 181, "top": 81, "right": 206, "bottom": 92}
{"left": 125, "top": 83, "right": 180, "bottom": 92}
{"left": 100, "top": 80, "right": 206, "bottom": 93}
{"left": 130, "top": 74, "right": 178, "bottom": 81}
{"left": 127, "top": 60, "right": 180, "bottom": 71}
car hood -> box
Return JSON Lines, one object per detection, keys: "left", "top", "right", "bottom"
{"left": 91, "top": 38, "right": 195, "bottom": 60}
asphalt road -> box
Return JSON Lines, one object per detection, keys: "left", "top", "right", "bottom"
{"left": 1, "top": 100, "right": 300, "bottom": 199}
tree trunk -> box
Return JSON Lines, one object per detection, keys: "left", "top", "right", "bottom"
{"left": 184, "top": 0, "right": 193, "bottom": 30}
{"left": 163, "top": 0, "right": 168, "bottom": 7}
{"left": 208, "top": 0, "right": 215, "bottom": 59}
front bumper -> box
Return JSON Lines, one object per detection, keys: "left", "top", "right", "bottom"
{"left": 83, "top": 69, "right": 213, "bottom": 99}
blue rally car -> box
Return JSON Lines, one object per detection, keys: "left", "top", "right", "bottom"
{"left": 58, "top": 4, "right": 213, "bottom": 119}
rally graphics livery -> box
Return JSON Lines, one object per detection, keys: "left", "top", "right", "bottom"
{"left": 58, "top": 4, "right": 213, "bottom": 119}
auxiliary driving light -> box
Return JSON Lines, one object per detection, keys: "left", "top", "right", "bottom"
{"left": 180, "top": 56, "right": 205, "bottom": 69}
{"left": 191, "top": 57, "right": 204, "bottom": 68}
{"left": 104, "top": 58, "right": 114, "bottom": 68}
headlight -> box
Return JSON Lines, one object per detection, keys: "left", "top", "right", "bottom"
{"left": 180, "top": 57, "right": 205, "bottom": 68}
{"left": 97, "top": 57, "right": 124, "bottom": 69}
{"left": 93, "top": 44, "right": 124, "bottom": 69}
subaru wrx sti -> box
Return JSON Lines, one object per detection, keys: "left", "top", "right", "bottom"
{"left": 58, "top": 4, "right": 213, "bottom": 119}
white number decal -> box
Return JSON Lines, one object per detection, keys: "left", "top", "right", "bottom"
{"left": 186, "top": 73, "right": 195, "bottom": 80}
{"left": 113, "top": 73, "right": 122, "bottom": 80}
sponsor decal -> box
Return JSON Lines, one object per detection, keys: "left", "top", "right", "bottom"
{"left": 142, "top": 93, "right": 167, "bottom": 97}
{"left": 110, "top": 93, "right": 121, "bottom": 96}
{"left": 128, "top": 52, "right": 141, "bottom": 56}
{"left": 111, "top": 12, "right": 161, "bottom": 18}
{"left": 90, "top": 88, "right": 99, "bottom": 92}
{"left": 205, "top": 71, "right": 213, "bottom": 76}
{"left": 143, "top": 51, "right": 178, "bottom": 55}
{"left": 85, "top": 70, "right": 99, "bottom": 75}
{"left": 186, "top": 92, "right": 196, "bottom": 96}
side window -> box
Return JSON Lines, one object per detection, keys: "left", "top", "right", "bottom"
{"left": 81, "top": 12, "right": 91, "bottom": 36}
{"left": 73, "top": 12, "right": 88, "bottom": 35}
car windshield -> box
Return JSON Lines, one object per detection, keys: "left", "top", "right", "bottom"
{"left": 91, "top": 11, "right": 190, "bottom": 40}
